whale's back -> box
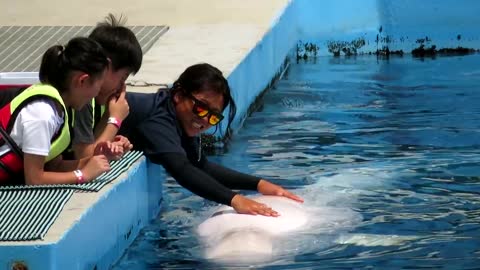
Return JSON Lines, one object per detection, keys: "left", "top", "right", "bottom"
{"left": 197, "top": 196, "right": 308, "bottom": 261}
{"left": 197, "top": 196, "right": 308, "bottom": 238}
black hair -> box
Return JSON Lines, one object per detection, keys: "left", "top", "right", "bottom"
{"left": 39, "top": 37, "right": 108, "bottom": 93}
{"left": 171, "top": 63, "right": 237, "bottom": 137}
{"left": 89, "top": 14, "right": 143, "bottom": 74}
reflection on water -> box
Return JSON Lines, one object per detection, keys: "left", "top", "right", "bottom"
{"left": 114, "top": 54, "right": 480, "bottom": 269}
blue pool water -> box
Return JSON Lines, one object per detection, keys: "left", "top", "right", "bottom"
{"left": 114, "top": 54, "right": 480, "bottom": 269}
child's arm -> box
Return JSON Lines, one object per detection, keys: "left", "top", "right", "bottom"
{"left": 74, "top": 90, "right": 129, "bottom": 159}
{"left": 25, "top": 153, "right": 110, "bottom": 185}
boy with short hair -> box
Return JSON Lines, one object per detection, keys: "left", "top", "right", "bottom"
{"left": 70, "top": 14, "right": 143, "bottom": 159}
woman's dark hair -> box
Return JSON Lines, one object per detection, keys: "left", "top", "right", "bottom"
{"left": 89, "top": 14, "right": 143, "bottom": 74}
{"left": 171, "top": 63, "right": 237, "bottom": 137}
{"left": 39, "top": 37, "right": 108, "bottom": 93}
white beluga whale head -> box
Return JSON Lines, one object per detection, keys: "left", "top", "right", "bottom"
{"left": 197, "top": 195, "right": 308, "bottom": 263}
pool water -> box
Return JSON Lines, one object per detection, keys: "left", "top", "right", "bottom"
{"left": 114, "top": 54, "right": 480, "bottom": 269}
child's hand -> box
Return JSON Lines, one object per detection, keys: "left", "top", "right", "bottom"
{"left": 108, "top": 87, "right": 129, "bottom": 121}
{"left": 82, "top": 155, "right": 111, "bottom": 181}
{"left": 114, "top": 135, "right": 133, "bottom": 153}
{"left": 94, "top": 141, "right": 124, "bottom": 161}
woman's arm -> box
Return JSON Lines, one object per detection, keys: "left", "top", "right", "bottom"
{"left": 150, "top": 152, "right": 280, "bottom": 216}
{"left": 200, "top": 156, "right": 304, "bottom": 202}
{"left": 200, "top": 159, "right": 261, "bottom": 190}
{"left": 152, "top": 152, "right": 237, "bottom": 205}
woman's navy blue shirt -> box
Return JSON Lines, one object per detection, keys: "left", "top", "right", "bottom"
{"left": 119, "top": 90, "right": 260, "bottom": 205}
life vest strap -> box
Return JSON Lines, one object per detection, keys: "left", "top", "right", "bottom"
{"left": 0, "top": 124, "right": 22, "bottom": 159}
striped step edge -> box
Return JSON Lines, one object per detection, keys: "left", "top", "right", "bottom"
{"left": 0, "top": 189, "right": 73, "bottom": 241}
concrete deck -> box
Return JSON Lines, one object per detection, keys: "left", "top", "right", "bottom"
{"left": 1, "top": 0, "right": 290, "bottom": 92}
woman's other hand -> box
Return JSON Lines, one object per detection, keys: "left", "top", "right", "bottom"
{"left": 257, "top": 179, "right": 304, "bottom": 203}
{"left": 231, "top": 194, "right": 279, "bottom": 217}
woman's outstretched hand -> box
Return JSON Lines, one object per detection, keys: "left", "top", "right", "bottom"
{"left": 231, "top": 194, "right": 280, "bottom": 217}
{"left": 257, "top": 179, "right": 304, "bottom": 203}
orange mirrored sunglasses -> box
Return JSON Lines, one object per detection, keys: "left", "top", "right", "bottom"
{"left": 188, "top": 94, "right": 224, "bottom": 125}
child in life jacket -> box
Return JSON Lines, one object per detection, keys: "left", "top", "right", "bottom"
{"left": 0, "top": 37, "right": 119, "bottom": 185}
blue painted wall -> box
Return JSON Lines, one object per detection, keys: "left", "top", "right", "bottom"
{"left": 295, "top": 0, "right": 380, "bottom": 55}
{"left": 377, "top": 0, "right": 480, "bottom": 51}
{"left": 297, "top": 0, "right": 379, "bottom": 35}
{"left": 295, "top": 0, "right": 480, "bottom": 56}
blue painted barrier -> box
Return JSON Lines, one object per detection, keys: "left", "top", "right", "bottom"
{"left": 296, "top": 0, "right": 480, "bottom": 56}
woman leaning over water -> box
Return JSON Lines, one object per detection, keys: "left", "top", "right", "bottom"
{"left": 118, "top": 63, "right": 303, "bottom": 216}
